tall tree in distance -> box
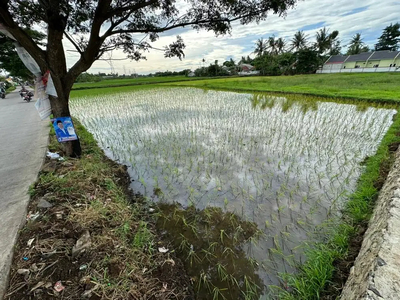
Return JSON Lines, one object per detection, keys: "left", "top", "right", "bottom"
{"left": 315, "top": 27, "right": 340, "bottom": 55}
{"left": 267, "top": 36, "right": 278, "bottom": 55}
{"left": 0, "top": 0, "right": 297, "bottom": 157}
{"left": 346, "top": 33, "right": 369, "bottom": 55}
{"left": 375, "top": 23, "right": 400, "bottom": 51}
{"left": 290, "top": 30, "right": 307, "bottom": 52}
{"left": 253, "top": 38, "right": 267, "bottom": 57}
{"left": 276, "top": 37, "right": 286, "bottom": 54}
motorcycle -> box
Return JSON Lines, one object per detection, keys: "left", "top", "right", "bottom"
{"left": 0, "top": 91, "right": 5, "bottom": 99}
{"left": 23, "top": 91, "right": 34, "bottom": 102}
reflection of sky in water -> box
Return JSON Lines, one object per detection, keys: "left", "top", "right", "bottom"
{"left": 72, "top": 88, "right": 396, "bottom": 295}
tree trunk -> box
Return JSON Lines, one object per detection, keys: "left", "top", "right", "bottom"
{"left": 49, "top": 94, "right": 82, "bottom": 158}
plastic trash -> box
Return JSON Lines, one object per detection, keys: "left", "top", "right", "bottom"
{"left": 46, "top": 151, "right": 60, "bottom": 159}
{"left": 54, "top": 281, "right": 65, "bottom": 292}
{"left": 26, "top": 212, "right": 40, "bottom": 221}
{"left": 46, "top": 151, "right": 64, "bottom": 161}
{"left": 27, "top": 238, "right": 35, "bottom": 247}
{"left": 79, "top": 264, "right": 88, "bottom": 271}
{"left": 158, "top": 247, "right": 169, "bottom": 253}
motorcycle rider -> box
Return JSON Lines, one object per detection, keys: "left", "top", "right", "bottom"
{"left": 0, "top": 86, "right": 6, "bottom": 98}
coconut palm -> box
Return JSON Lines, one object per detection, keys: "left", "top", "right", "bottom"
{"left": 254, "top": 38, "right": 267, "bottom": 57}
{"left": 290, "top": 31, "right": 308, "bottom": 52}
{"left": 346, "top": 33, "right": 369, "bottom": 55}
{"left": 267, "top": 36, "right": 278, "bottom": 55}
{"left": 276, "top": 37, "right": 286, "bottom": 54}
{"left": 315, "top": 27, "right": 340, "bottom": 54}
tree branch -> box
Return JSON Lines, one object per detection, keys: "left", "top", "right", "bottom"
{"left": 105, "top": 12, "right": 260, "bottom": 37}
{"left": 105, "top": 0, "right": 158, "bottom": 19}
{"left": 64, "top": 31, "right": 83, "bottom": 54}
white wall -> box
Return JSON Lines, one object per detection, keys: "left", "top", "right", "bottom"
{"left": 317, "top": 67, "right": 400, "bottom": 74}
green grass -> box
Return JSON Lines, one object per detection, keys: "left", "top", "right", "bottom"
{"left": 72, "top": 76, "right": 198, "bottom": 90}
{"left": 275, "top": 111, "right": 400, "bottom": 299}
{"left": 166, "top": 73, "right": 400, "bottom": 102}
{"left": 70, "top": 84, "right": 165, "bottom": 98}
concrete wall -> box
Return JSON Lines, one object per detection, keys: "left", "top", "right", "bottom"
{"left": 340, "top": 148, "right": 400, "bottom": 300}
{"left": 317, "top": 67, "right": 400, "bottom": 74}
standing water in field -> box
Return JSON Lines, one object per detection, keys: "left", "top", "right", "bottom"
{"left": 71, "top": 88, "right": 396, "bottom": 299}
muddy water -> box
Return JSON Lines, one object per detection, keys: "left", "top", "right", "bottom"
{"left": 71, "top": 88, "right": 396, "bottom": 299}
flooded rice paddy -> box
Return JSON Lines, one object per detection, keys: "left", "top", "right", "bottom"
{"left": 71, "top": 88, "right": 396, "bottom": 299}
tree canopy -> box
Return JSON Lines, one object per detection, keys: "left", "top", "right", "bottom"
{"left": 346, "top": 33, "right": 369, "bottom": 55}
{"left": 375, "top": 22, "right": 400, "bottom": 51}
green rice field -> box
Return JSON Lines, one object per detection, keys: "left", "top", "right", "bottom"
{"left": 70, "top": 86, "right": 398, "bottom": 299}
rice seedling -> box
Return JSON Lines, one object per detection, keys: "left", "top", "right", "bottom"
{"left": 71, "top": 87, "right": 397, "bottom": 298}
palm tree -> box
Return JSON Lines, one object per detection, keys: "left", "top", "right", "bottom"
{"left": 291, "top": 31, "right": 308, "bottom": 52}
{"left": 266, "top": 36, "right": 278, "bottom": 55}
{"left": 276, "top": 37, "right": 286, "bottom": 54}
{"left": 315, "top": 27, "right": 340, "bottom": 54}
{"left": 253, "top": 38, "right": 267, "bottom": 57}
{"left": 346, "top": 33, "right": 369, "bottom": 55}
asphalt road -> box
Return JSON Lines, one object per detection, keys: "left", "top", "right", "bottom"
{"left": 0, "top": 88, "right": 48, "bottom": 299}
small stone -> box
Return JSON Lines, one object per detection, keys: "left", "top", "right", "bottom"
{"left": 37, "top": 199, "right": 53, "bottom": 209}
{"left": 17, "top": 269, "right": 30, "bottom": 276}
{"left": 72, "top": 230, "right": 91, "bottom": 257}
{"left": 376, "top": 257, "right": 387, "bottom": 267}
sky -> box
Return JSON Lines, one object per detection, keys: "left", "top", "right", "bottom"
{"left": 65, "top": 0, "right": 400, "bottom": 75}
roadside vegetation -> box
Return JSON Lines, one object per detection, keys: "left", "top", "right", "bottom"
{"left": 5, "top": 120, "right": 193, "bottom": 300}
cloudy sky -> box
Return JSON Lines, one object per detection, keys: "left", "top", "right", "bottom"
{"left": 65, "top": 0, "right": 399, "bottom": 75}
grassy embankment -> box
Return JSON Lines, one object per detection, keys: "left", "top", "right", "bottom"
{"left": 5, "top": 119, "right": 192, "bottom": 299}
{"left": 67, "top": 73, "right": 400, "bottom": 299}
{"left": 167, "top": 72, "right": 400, "bottom": 103}
{"left": 72, "top": 75, "right": 213, "bottom": 90}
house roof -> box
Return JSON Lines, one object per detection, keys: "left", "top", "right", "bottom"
{"left": 326, "top": 55, "right": 347, "bottom": 64}
{"left": 239, "top": 63, "right": 254, "bottom": 68}
{"left": 369, "top": 50, "right": 400, "bottom": 60}
{"left": 345, "top": 52, "right": 373, "bottom": 62}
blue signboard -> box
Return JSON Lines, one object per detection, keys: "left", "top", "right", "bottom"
{"left": 51, "top": 117, "right": 78, "bottom": 143}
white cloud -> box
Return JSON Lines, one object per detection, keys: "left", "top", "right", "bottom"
{"left": 63, "top": 0, "right": 399, "bottom": 74}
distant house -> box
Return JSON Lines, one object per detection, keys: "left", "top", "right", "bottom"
{"left": 187, "top": 72, "right": 195, "bottom": 77}
{"left": 238, "top": 63, "right": 260, "bottom": 76}
{"left": 318, "top": 50, "right": 400, "bottom": 73}
{"left": 238, "top": 63, "right": 255, "bottom": 72}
